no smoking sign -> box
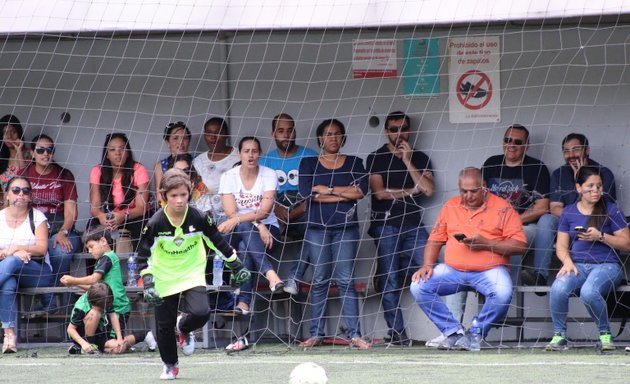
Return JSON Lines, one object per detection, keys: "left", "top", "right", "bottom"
{"left": 456, "top": 70, "right": 492, "bottom": 110}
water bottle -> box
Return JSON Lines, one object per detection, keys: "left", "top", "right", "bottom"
{"left": 469, "top": 316, "right": 482, "bottom": 351}
{"left": 127, "top": 253, "right": 138, "bottom": 287}
{"left": 212, "top": 254, "right": 223, "bottom": 286}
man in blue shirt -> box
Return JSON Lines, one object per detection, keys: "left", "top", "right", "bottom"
{"left": 366, "top": 111, "right": 435, "bottom": 346}
{"left": 525, "top": 133, "right": 616, "bottom": 286}
{"left": 260, "top": 113, "right": 317, "bottom": 295}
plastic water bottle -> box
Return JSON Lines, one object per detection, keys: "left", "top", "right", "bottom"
{"left": 469, "top": 316, "right": 482, "bottom": 351}
{"left": 212, "top": 254, "right": 223, "bottom": 286}
{"left": 127, "top": 254, "right": 138, "bottom": 287}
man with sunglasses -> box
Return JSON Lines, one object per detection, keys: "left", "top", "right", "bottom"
{"left": 259, "top": 113, "right": 317, "bottom": 295}
{"left": 366, "top": 111, "right": 434, "bottom": 346}
{"left": 526, "top": 133, "right": 616, "bottom": 287}
{"left": 481, "top": 124, "right": 550, "bottom": 286}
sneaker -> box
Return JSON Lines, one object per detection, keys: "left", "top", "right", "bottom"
{"left": 145, "top": 330, "right": 157, "bottom": 352}
{"left": 160, "top": 363, "right": 179, "bottom": 380}
{"left": 437, "top": 332, "right": 465, "bottom": 350}
{"left": 625, "top": 346, "right": 630, "bottom": 353}
{"left": 176, "top": 314, "right": 195, "bottom": 356}
{"left": 67, "top": 344, "right": 81, "bottom": 355}
{"left": 599, "top": 332, "right": 615, "bottom": 352}
{"left": 226, "top": 336, "right": 249, "bottom": 353}
{"left": 283, "top": 279, "right": 298, "bottom": 295}
{"left": 388, "top": 331, "right": 412, "bottom": 347}
{"left": 425, "top": 334, "right": 446, "bottom": 348}
{"left": 545, "top": 334, "right": 568, "bottom": 351}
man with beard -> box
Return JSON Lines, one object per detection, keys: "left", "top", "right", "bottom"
{"left": 259, "top": 113, "right": 317, "bottom": 295}
{"left": 481, "top": 124, "right": 550, "bottom": 285}
{"left": 366, "top": 111, "right": 434, "bottom": 346}
{"left": 525, "top": 133, "right": 617, "bottom": 286}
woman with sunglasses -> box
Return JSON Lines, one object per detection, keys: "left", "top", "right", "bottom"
{"left": 0, "top": 115, "right": 28, "bottom": 194}
{"left": 89, "top": 133, "right": 150, "bottom": 251}
{"left": 154, "top": 122, "right": 192, "bottom": 205}
{"left": 19, "top": 134, "right": 81, "bottom": 303}
{"left": 298, "top": 119, "right": 371, "bottom": 350}
{"left": 546, "top": 166, "right": 630, "bottom": 352}
{"left": 0, "top": 176, "right": 53, "bottom": 353}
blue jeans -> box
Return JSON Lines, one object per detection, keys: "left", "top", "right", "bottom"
{"left": 372, "top": 224, "right": 427, "bottom": 334}
{"left": 285, "top": 214, "right": 310, "bottom": 282}
{"left": 305, "top": 225, "right": 361, "bottom": 339}
{"left": 549, "top": 262, "right": 622, "bottom": 335}
{"left": 0, "top": 256, "right": 54, "bottom": 328}
{"left": 225, "top": 222, "right": 279, "bottom": 306}
{"left": 48, "top": 230, "right": 82, "bottom": 285}
{"left": 410, "top": 263, "right": 513, "bottom": 337}
{"left": 532, "top": 213, "right": 559, "bottom": 279}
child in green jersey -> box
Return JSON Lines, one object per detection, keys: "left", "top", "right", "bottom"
{"left": 61, "top": 226, "right": 156, "bottom": 353}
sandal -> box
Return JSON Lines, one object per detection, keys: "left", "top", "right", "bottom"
{"left": 350, "top": 337, "right": 372, "bottom": 350}
{"left": 226, "top": 336, "right": 249, "bottom": 353}
{"left": 298, "top": 337, "right": 322, "bottom": 349}
{"left": 270, "top": 281, "right": 285, "bottom": 293}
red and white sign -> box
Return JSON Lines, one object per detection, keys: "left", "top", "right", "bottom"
{"left": 352, "top": 39, "right": 397, "bottom": 78}
{"left": 448, "top": 36, "right": 501, "bottom": 123}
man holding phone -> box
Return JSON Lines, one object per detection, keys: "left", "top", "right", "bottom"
{"left": 410, "top": 167, "right": 527, "bottom": 350}
{"left": 481, "top": 124, "right": 550, "bottom": 285}
{"left": 366, "top": 111, "right": 434, "bottom": 346}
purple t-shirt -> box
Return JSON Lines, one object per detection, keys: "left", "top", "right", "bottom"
{"left": 558, "top": 201, "right": 627, "bottom": 264}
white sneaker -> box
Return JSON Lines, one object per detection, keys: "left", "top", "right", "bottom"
{"left": 145, "top": 330, "right": 157, "bottom": 352}
{"left": 425, "top": 334, "right": 446, "bottom": 348}
{"left": 176, "top": 314, "right": 195, "bottom": 356}
{"left": 160, "top": 363, "right": 179, "bottom": 380}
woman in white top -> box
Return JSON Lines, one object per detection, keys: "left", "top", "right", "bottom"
{"left": 218, "top": 137, "right": 284, "bottom": 315}
{"left": 193, "top": 117, "right": 240, "bottom": 221}
{"left": 0, "top": 176, "right": 52, "bottom": 353}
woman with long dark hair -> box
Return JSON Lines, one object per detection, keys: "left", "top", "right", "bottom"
{"left": 89, "top": 133, "right": 150, "bottom": 249}
{"left": 546, "top": 166, "right": 630, "bottom": 352}
{"left": 0, "top": 115, "right": 27, "bottom": 193}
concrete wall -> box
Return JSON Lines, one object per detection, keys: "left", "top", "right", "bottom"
{"left": 1, "top": 23, "right": 629, "bottom": 342}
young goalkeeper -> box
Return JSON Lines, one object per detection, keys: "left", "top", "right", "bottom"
{"left": 67, "top": 282, "right": 153, "bottom": 354}
{"left": 138, "top": 168, "right": 250, "bottom": 380}
{"left": 60, "top": 224, "right": 156, "bottom": 353}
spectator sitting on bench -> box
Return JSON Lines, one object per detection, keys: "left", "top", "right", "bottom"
{"left": 67, "top": 281, "right": 156, "bottom": 355}
{"left": 545, "top": 166, "right": 630, "bottom": 352}
{"left": 60, "top": 225, "right": 155, "bottom": 353}
{"left": 0, "top": 176, "right": 54, "bottom": 354}
{"left": 410, "top": 167, "right": 527, "bottom": 350}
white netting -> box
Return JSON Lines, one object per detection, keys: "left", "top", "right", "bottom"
{"left": 6, "top": 7, "right": 630, "bottom": 350}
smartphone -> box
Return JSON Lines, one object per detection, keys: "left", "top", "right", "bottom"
{"left": 574, "top": 226, "right": 586, "bottom": 233}
{"left": 453, "top": 233, "right": 467, "bottom": 242}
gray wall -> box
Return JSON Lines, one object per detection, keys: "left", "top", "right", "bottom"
{"left": 1, "top": 24, "right": 629, "bottom": 341}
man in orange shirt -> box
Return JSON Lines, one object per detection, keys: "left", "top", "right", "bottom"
{"left": 410, "top": 167, "right": 526, "bottom": 350}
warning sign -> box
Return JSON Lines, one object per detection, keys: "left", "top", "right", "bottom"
{"left": 448, "top": 36, "right": 501, "bottom": 123}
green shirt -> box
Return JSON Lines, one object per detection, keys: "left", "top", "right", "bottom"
{"left": 94, "top": 251, "right": 131, "bottom": 315}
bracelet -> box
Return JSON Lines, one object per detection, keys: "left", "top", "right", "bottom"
{"left": 233, "top": 215, "right": 241, "bottom": 224}
{"left": 253, "top": 221, "right": 260, "bottom": 228}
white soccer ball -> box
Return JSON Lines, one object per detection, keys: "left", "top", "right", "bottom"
{"left": 289, "top": 362, "right": 328, "bottom": 384}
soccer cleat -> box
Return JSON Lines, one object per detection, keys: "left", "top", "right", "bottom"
{"left": 181, "top": 332, "right": 195, "bottom": 356}
{"left": 598, "top": 332, "right": 615, "bottom": 352}
{"left": 145, "top": 330, "right": 157, "bottom": 352}
{"left": 425, "top": 334, "right": 446, "bottom": 348}
{"left": 160, "top": 363, "right": 179, "bottom": 380}
{"left": 545, "top": 334, "right": 568, "bottom": 351}
{"left": 283, "top": 279, "right": 298, "bottom": 295}
{"left": 67, "top": 344, "right": 82, "bottom": 355}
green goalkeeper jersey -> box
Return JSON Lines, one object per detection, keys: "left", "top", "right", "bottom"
{"left": 136, "top": 205, "right": 235, "bottom": 297}
{"left": 94, "top": 251, "right": 131, "bottom": 315}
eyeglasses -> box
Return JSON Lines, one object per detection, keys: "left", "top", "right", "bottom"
{"left": 10, "top": 186, "right": 31, "bottom": 195}
{"left": 503, "top": 137, "right": 525, "bottom": 146}
{"left": 387, "top": 125, "right": 410, "bottom": 133}
{"left": 34, "top": 146, "right": 55, "bottom": 155}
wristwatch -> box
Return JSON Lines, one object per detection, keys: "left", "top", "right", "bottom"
{"left": 599, "top": 232, "right": 605, "bottom": 242}
{"left": 60, "top": 229, "right": 69, "bottom": 236}
{"left": 327, "top": 186, "right": 334, "bottom": 195}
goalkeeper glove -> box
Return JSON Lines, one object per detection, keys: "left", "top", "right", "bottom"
{"left": 142, "top": 274, "right": 163, "bottom": 306}
{"left": 226, "top": 259, "right": 251, "bottom": 288}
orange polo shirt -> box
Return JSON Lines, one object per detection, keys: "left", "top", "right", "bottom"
{"left": 429, "top": 192, "right": 526, "bottom": 272}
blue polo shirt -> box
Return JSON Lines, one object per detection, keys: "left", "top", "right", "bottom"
{"left": 550, "top": 159, "right": 616, "bottom": 206}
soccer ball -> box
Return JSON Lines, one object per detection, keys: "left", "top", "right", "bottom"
{"left": 289, "top": 362, "right": 328, "bottom": 384}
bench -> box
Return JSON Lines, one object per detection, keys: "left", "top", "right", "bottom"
{"left": 500, "top": 284, "right": 630, "bottom": 342}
